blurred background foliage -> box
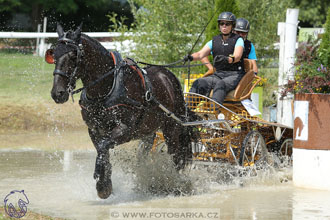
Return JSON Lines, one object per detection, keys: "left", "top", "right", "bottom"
{"left": 0, "top": 0, "right": 329, "bottom": 106}
{"left": 1, "top": 0, "right": 327, "bottom": 32}
{"left": 0, "top": 0, "right": 133, "bottom": 31}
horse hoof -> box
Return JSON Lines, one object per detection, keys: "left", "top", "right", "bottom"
{"left": 96, "top": 180, "right": 112, "bottom": 199}
{"left": 94, "top": 172, "right": 100, "bottom": 181}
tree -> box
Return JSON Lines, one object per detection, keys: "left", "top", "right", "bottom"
{"left": 292, "top": 0, "right": 329, "bottom": 27}
{"left": 0, "top": 0, "right": 20, "bottom": 12}
{"left": 204, "top": 0, "right": 239, "bottom": 44}
{"left": 0, "top": 0, "right": 133, "bottom": 31}
{"left": 237, "top": 0, "right": 292, "bottom": 66}
{"left": 318, "top": 8, "right": 330, "bottom": 66}
{"left": 122, "top": 0, "right": 213, "bottom": 76}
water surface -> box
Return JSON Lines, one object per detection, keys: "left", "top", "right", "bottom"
{"left": 1, "top": 148, "right": 330, "bottom": 220}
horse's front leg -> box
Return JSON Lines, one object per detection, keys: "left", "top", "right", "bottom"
{"left": 88, "top": 128, "right": 115, "bottom": 199}
{"left": 89, "top": 122, "right": 130, "bottom": 199}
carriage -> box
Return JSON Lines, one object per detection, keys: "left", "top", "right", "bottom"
{"left": 139, "top": 59, "right": 293, "bottom": 167}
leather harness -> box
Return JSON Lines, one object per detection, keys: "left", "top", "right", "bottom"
{"left": 79, "top": 51, "right": 153, "bottom": 113}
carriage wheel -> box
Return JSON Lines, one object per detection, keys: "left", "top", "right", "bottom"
{"left": 279, "top": 138, "right": 293, "bottom": 164}
{"left": 239, "top": 130, "right": 268, "bottom": 167}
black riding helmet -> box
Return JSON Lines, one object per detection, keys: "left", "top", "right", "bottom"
{"left": 217, "top": 12, "right": 236, "bottom": 24}
{"left": 234, "top": 18, "right": 250, "bottom": 32}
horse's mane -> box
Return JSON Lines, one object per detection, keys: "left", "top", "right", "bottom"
{"left": 80, "top": 33, "right": 110, "bottom": 56}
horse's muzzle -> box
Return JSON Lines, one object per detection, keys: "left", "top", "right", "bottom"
{"left": 51, "top": 73, "right": 70, "bottom": 104}
{"left": 51, "top": 88, "right": 69, "bottom": 104}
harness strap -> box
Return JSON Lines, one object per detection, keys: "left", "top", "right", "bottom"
{"left": 149, "top": 97, "right": 184, "bottom": 124}
{"left": 53, "top": 69, "right": 68, "bottom": 77}
{"left": 124, "top": 58, "right": 154, "bottom": 103}
{"left": 110, "top": 52, "right": 117, "bottom": 65}
{"left": 125, "top": 58, "right": 146, "bottom": 90}
{"left": 109, "top": 51, "right": 122, "bottom": 66}
{"left": 129, "top": 65, "right": 146, "bottom": 90}
{"left": 106, "top": 104, "right": 134, "bottom": 111}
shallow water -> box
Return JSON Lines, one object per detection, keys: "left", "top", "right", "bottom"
{"left": 1, "top": 148, "right": 330, "bottom": 220}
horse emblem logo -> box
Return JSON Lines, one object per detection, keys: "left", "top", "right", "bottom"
{"left": 294, "top": 101, "right": 309, "bottom": 141}
{"left": 4, "top": 190, "right": 29, "bottom": 218}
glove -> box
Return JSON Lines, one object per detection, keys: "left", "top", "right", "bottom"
{"left": 184, "top": 54, "right": 193, "bottom": 62}
{"left": 202, "top": 69, "right": 214, "bottom": 77}
{"left": 214, "top": 55, "right": 229, "bottom": 66}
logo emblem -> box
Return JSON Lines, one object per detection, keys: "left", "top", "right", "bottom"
{"left": 4, "top": 190, "right": 29, "bottom": 218}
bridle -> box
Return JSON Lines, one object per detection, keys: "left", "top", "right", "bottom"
{"left": 53, "top": 35, "right": 84, "bottom": 96}
{"left": 53, "top": 35, "right": 121, "bottom": 102}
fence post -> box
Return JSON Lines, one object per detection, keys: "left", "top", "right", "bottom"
{"left": 276, "top": 9, "right": 299, "bottom": 127}
{"left": 38, "top": 17, "right": 47, "bottom": 57}
{"left": 35, "top": 24, "right": 41, "bottom": 56}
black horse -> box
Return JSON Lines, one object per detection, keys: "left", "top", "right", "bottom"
{"left": 46, "top": 24, "right": 192, "bottom": 199}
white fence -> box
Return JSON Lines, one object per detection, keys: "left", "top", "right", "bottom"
{"left": 0, "top": 32, "right": 133, "bottom": 56}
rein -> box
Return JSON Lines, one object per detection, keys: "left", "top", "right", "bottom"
{"left": 137, "top": 60, "right": 212, "bottom": 68}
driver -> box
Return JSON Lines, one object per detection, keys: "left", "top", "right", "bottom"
{"left": 184, "top": 12, "right": 244, "bottom": 105}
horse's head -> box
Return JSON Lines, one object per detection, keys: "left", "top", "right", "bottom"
{"left": 46, "top": 23, "right": 83, "bottom": 103}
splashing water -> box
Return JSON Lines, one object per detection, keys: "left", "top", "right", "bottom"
{"left": 133, "top": 152, "right": 193, "bottom": 195}
{"left": 111, "top": 142, "right": 293, "bottom": 197}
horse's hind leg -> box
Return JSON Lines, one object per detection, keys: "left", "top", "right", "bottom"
{"left": 163, "top": 123, "right": 190, "bottom": 170}
{"left": 89, "top": 128, "right": 113, "bottom": 199}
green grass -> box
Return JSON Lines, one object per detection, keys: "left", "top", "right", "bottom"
{"left": 0, "top": 53, "right": 85, "bottom": 133}
{"left": 0, "top": 53, "right": 55, "bottom": 104}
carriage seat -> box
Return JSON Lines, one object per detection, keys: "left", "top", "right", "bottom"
{"left": 208, "top": 59, "right": 261, "bottom": 102}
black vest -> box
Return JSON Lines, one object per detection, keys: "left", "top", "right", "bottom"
{"left": 243, "top": 40, "right": 252, "bottom": 59}
{"left": 212, "top": 33, "right": 244, "bottom": 72}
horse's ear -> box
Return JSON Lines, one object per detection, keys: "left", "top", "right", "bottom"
{"left": 56, "top": 23, "right": 64, "bottom": 38}
{"left": 45, "top": 49, "right": 55, "bottom": 64}
{"left": 74, "top": 22, "right": 83, "bottom": 41}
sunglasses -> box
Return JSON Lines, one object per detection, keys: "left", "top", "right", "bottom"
{"left": 236, "top": 31, "right": 248, "bottom": 35}
{"left": 219, "top": 22, "right": 232, "bottom": 26}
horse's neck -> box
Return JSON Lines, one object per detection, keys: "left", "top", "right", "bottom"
{"left": 81, "top": 41, "right": 115, "bottom": 99}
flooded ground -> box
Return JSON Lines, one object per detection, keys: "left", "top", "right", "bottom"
{"left": 1, "top": 139, "right": 330, "bottom": 220}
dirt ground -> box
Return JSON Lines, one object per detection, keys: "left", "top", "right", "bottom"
{"left": 0, "top": 101, "right": 93, "bottom": 150}
{"left": 0, "top": 207, "right": 64, "bottom": 220}
{"left": 0, "top": 101, "right": 85, "bottom": 134}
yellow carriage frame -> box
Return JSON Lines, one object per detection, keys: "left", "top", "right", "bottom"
{"left": 146, "top": 60, "right": 293, "bottom": 167}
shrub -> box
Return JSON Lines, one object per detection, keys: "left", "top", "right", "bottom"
{"left": 281, "top": 37, "right": 330, "bottom": 97}
{"left": 318, "top": 8, "right": 330, "bottom": 67}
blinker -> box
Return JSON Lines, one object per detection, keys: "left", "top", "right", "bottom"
{"left": 45, "top": 49, "right": 55, "bottom": 64}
